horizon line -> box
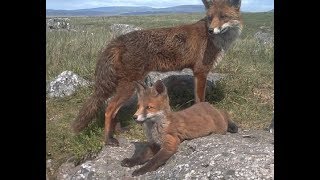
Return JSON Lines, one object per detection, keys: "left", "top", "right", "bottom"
{"left": 46, "top": 5, "right": 274, "bottom": 12}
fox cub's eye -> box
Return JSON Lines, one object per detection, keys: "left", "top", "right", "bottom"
{"left": 207, "top": 16, "right": 212, "bottom": 21}
{"left": 146, "top": 106, "right": 153, "bottom": 110}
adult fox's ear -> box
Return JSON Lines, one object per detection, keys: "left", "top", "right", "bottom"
{"left": 134, "top": 81, "right": 147, "bottom": 97}
{"left": 202, "top": 0, "right": 213, "bottom": 10}
{"left": 151, "top": 80, "right": 167, "bottom": 97}
{"left": 228, "top": 0, "right": 241, "bottom": 9}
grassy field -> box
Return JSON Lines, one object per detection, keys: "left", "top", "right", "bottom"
{"left": 46, "top": 12, "right": 273, "bottom": 179}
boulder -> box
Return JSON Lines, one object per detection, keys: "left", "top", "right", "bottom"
{"left": 47, "top": 18, "right": 71, "bottom": 30}
{"left": 253, "top": 26, "right": 274, "bottom": 46}
{"left": 47, "top": 71, "right": 91, "bottom": 98}
{"left": 57, "top": 130, "right": 274, "bottom": 179}
{"left": 110, "top": 24, "right": 143, "bottom": 37}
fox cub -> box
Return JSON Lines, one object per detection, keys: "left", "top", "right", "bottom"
{"left": 121, "top": 80, "right": 238, "bottom": 176}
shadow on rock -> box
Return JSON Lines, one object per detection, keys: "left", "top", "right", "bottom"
{"left": 129, "top": 142, "right": 150, "bottom": 159}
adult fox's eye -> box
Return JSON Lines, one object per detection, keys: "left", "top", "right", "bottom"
{"left": 207, "top": 16, "right": 212, "bottom": 21}
{"left": 220, "top": 15, "right": 228, "bottom": 19}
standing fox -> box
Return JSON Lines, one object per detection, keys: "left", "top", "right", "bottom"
{"left": 121, "top": 80, "right": 238, "bottom": 176}
{"left": 71, "top": 0, "right": 242, "bottom": 146}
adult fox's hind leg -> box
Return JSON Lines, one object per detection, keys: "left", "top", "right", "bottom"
{"left": 104, "top": 81, "right": 136, "bottom": 146}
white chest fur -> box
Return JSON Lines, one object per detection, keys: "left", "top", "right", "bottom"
{"left": 143, "top": 117, "right": 169, "bottom": 145}
{"left": 212, "top": 20, "right": 242, "bottom": 51}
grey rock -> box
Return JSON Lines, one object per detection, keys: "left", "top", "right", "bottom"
{"left": 254, "top": 27, "right": 274, "bottom": 45}
{"left": 57, "top": 130, "right": 274, "bottom": 179}
{"left": 47, "top": 18, "right": 71, "bottom": 31}
{"left": 145, "top": 69, "right": 224, "bottom": 87}
{"left": 47, "top": 159, "right": 53, "bottom": 180}
{"left": 110, "top": 24, "right": 142, "bottom": 37}
{"left": 56, "top": 161, "right": 76, "bottom": 180}
{"left": 47, "top": 159, "right": 52, "bottom": 169}
{"left": 47, "top": 159, "right": 54, "bottom": 173}
{"left": 47, "top": 71, "right": 91, "bottom": 98}
{"left": 146, "top": 69, "right": 225, "bottom": 105}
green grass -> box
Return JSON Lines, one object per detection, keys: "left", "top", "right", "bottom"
{"left": 46, "top": 12, "right": 273, "bottom": 178}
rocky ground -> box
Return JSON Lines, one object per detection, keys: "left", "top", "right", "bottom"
{"left": 56, "top": 129, "right": 274, "bottom": 180}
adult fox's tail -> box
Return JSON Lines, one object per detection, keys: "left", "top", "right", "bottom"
{"left": 71, "top": 45, "right": 120, "bottom": 133}
{"left": 71, "top": 92, "right": 104, "bottom": 133}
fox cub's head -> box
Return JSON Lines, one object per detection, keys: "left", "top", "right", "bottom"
{"left": 133, "top": 80, "right": 170, "bottom": 124}
{"left": 202, "top": 0, "right": 242, "bottom": 35}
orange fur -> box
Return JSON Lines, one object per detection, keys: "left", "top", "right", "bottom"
{"left": 121, "top": 80, "right": 238, "bottom": 176}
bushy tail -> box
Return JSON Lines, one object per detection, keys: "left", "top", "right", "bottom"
{"left": 71, "top": 93, "right": 104, "bottom": 133}
{"left": 71, "top": 44, "right": 120, "bottom": 133}
{"left": 220, "top": 109, "right": 239, "bottom": 133}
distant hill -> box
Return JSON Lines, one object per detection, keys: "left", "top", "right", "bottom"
{"left": 121, "top": 5, "right": 205, "bottom": 15}
{"left": 46, "top": 5, "right": 206, "bottom": 17}
{"left": 268, "top": 9, "right": 274, "bottom": 12}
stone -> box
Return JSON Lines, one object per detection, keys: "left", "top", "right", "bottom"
{"left": 47, "top": 71, "right": 91, "bottom": 98}
{"left": 57, "top": 130, "right": 274, "bottom": 179}
{"left": 110, "top": 24, "right": 143, "bottom": 37}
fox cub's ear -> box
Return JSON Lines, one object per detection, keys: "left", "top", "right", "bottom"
{"left": 228, "top": 0, "right": 241, "bottom": 9}
{"left": 152, "top": 80, "right": 167, "bottom": 96}
{"left": 134, "top": 81, "right": 147, "bottom": 97}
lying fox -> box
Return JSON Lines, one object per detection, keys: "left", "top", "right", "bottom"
{"left": 72, "top": 0, "right": 242, "bottom": 146}
{"left": 121, "top": 80, "right": 238, "bottom": 176}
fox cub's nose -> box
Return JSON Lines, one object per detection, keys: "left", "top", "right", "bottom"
{"left": 133, "top": 115, "right": 138, "bottom": 120}
{"left": 208, "top": 28, "right": 214, "bottom": 35}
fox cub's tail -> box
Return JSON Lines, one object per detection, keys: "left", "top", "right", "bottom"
{"left": 227, "top": 120, "right": 238, "bottom": 133}
{"left": 220, "top": 109, "right": 238, "bottom": 133}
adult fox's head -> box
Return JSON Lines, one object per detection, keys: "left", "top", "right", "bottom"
{"left": 202, "top": 0, "right": 242, "bottom": 35}
{"left": 133, "top": 80, "right": 170, "bottom": 124}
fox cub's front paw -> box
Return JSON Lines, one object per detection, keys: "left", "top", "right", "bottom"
{"left": 132, "top": 167, "right": 149, "bottom": 176}
{"left": 121, "top": 158, "right": 137, "bottom": 167}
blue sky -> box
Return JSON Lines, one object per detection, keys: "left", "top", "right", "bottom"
{"left": 46, "top": 0, "right": 274, "bottom": 12}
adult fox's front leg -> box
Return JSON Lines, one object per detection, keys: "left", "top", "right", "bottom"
{"left": 104, "top": 82, "right": 136, "bottom": 146}
{"left": 193, "top": 71, "right": 209, "bottom": 103}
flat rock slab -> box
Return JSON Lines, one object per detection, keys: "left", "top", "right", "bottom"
{"left": 57, "top": 130, "right": 274, "bottom": 179}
